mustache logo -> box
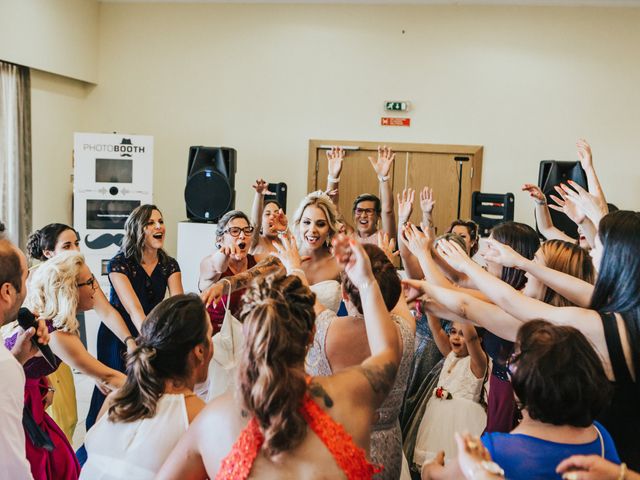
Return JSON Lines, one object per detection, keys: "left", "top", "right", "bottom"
{"left": 84, "top": 233, "right": 124, "bottom": 250}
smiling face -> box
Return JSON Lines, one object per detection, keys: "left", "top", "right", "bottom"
{"left": 44, "top": 229, "right": 80, "bottom": 259}
{"left": 143, "top": 209, "right": 165, "bottom": 251}
{"left": 449, "top": 323, "right": 469, "bottom": 357}
{"left": 220, "top": 217, "right": 251, "bottom": 259}
{"left": 577, "top": 225, "right": 590, "bottom": 250}
{"left": 353, "top": 200, "right": 379, "bottom": 237}
{"left": 300, "top": 205, "right": 331, "bottom": 251}
{"left": 261, "top": 202, "right": 281, "bottom": 238}
{"left": 522, "top": 248, "right": 546, "bottom": 300}
{"left": 76, "top": 263, "right": 97, "bottom": 312}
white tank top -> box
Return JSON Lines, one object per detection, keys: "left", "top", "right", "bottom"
{"left": 80, "top": 393, "right": 190, "bottom": 480}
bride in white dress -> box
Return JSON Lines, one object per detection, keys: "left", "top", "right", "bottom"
{"left": 291, "top": 191, "right": 343, "bottom": 312}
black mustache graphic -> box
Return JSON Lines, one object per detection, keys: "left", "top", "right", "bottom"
{"left": 84, "top": 233, "right": 124, "bottom": 250}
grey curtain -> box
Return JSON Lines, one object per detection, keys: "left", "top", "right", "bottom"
{"left": 0, "top": 61, "right": 32, "bottom": 249}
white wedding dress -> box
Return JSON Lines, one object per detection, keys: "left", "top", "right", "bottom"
{"left": 309, "top": 280, "right": 342, "bottom": 312}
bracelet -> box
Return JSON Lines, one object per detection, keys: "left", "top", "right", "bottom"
{"left": 327, "top": 175, "right": 340, "bottom": 183}
{"left": 357, "top": 278, "right": 373, "bottom": 295}
{"left": 377, "top": 174, "right": 390, "bottom": 183}
{"left": 47, "top": 387, "right": 56, "bottom": 393}
{"left": 289, "top": 268, "right": 306, "bottom": 278}
{"left": 618, "top": 463, "right": 627, "bottom": 480}
{"left": 123, "top": 335, "right": 135, "bottom": 345}
{"left": 535, "top": 198, "right": 547, "bottom": 206}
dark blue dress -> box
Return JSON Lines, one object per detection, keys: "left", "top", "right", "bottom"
{"left": 85, "top": 251, "right": 180, "bottom": 431}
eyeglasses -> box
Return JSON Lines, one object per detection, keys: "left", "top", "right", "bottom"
{"left": 224, "top": 226, "right": 254, "bottom": 237}
{"left": 77, "top": 274, "right": 97, "bottom": 290}
{"left": 354, "top": 208, "right": 377, "bottom": 217}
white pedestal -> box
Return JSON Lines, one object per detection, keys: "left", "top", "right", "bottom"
{"left": 177, "top": 221, "right": 218, "bottom": 293}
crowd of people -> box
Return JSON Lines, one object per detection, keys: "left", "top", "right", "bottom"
{"left": 0, "top": 140, "right": 638, "bottom": 480}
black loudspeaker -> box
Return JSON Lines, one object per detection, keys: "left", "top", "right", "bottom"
{"left": 537, "top": 161, "right": 588, "bottom": 239}
{"left": 264, "top": 182, "right": 288, "bottom": 213}
{"left": 471, "top": 192, "right": 515, "bottom": 237}
{"left": 185, "top": 147, "right": 236, "bottom": 222}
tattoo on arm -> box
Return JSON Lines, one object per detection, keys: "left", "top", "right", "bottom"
{"left": 225, "top": 256, "right": 284, "bottom": 292}
{"left": 361, "top": 362, "right": 397, "bottom": 396}
{"left": 309, "top": 381, "right": 334, "bottom": 408}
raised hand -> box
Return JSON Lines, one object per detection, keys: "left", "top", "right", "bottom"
{"left": 326, "top": 147, "right": 345, "bottom": 179}
{"left": 272, "top": 233, "right": 303, "bottom": 273}
{"left": 522, "top": 183, "right": 546, "bottom": 204}
{"left": 273, "top": 208, "right": 289, "bottom": 233}
{"left": 438, "top": 239, "right": 475, "bottom": 273}
{"left": 376, "top": 231, "right": 399, "bottom": 263}
{"left": 368, "top": 145, "right": 395, "bottom": 179}
{"left": 419, "top": 186, "right": 436, "bottom": 214}
{"left": 252, "top": 178, "right": 274, "bottom": 196}
{"left": 400, "top": 222, "right": 433, "bottom": 258}
{"left": 560, "top": 181, "right": 607, "bottom": 225}
{"left": 576, "top": 139, "right": 593, "bottom": 170}
{"left": 397, "top": 188, "right": 415, "bottom": 223}
{"left": 483, "top": 238, "right": 525, "bottom": 268}
{"left": 549, "top": 186, "right": 586, "bottom": 225}
{"left": 332, "top": 234, "right": 374, "bottom": 290}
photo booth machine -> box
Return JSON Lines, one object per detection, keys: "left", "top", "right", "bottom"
{"left": 73, "top": 132, "right": 153, "bottom": 355}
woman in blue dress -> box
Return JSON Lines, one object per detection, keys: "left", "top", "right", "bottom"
{"left": 85, "top": 204, "right": 183, "bottom": 431}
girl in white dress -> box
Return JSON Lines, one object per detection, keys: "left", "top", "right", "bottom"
{"left": 413, "top": 317, "right": 489, "bottom": 467}
{"left": 81, "top": 294, "right": 213, "bottom": 480}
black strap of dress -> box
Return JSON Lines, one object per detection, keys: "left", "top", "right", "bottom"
{"left": 598, "top": 311, "right": 633, "bottom": 384}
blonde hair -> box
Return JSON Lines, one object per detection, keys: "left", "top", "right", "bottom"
{"left": 26, "top": 251, "right": 84, "bottom": 333}
{"left": 291, "top": 191, "right": 340, "bottom": 246}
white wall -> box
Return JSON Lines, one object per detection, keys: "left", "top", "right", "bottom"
{"left": 29, "top": 3, "right": 640, "bottom": 255}
{"left": 0, "top": 0, "right": 99, "bottom": 83}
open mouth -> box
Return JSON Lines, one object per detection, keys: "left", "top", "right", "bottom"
{"left": 237, "top": 241, "right": 247, "bottom": 250}
{"left": 451, "top": 341, "right": 462, "bottom": 349}
{"left": 152, "top": 232, "right": 164, "bottom": 240}
{"left": 305, "top": 235, "right": 320, "bottom": 245}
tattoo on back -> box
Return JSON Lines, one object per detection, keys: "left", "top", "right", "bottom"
{"left": 309, "top": 381, "right": 334, "bottom": 408}
{"left": 361, "top": 362, "right": 397, "bottom": 396}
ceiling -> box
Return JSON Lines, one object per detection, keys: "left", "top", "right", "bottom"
{"left": 99, "top": 0, "right": 640, "bottom": 6}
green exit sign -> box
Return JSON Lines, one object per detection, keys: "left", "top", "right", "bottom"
{"left": 384, "top": 101, "right": 410, "bottom": 112}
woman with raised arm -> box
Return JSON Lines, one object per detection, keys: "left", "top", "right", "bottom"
{"left": 248, "top": 178, "right": 289, "bottom": 262}
{"left": 434, "top": 210, "right": 640, "bottom": 469}
{"left": 291, "top": 190, "right": 343, "bottom": 312}
{"left": 80, "top": 294, "right": 212, "bottom": 479}
{"left": 292, "top": 240, "right": 414, "bottom": 480}
{"left": 405, "top": 238, "right": 595, "bottom": 343}
{"left": 199, "top": 210, "right": 257, "bottom": 334}
{"left": 157, "top": 236, "right": 401, "bottom": 479}
{"left": 87, "top": 204, "right": 182, "bottom": 432}
{"left": 4, "top": 252, "right": 126, "bottom": 479}
{"left": 26, "top": 223, "right": 136, "bottom": 441}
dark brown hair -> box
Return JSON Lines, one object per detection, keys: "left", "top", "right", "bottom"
{"left": 121, "top": 204, "right": 168, "bottom": 265}
{"left": 342, "top": 244, "right": 401, "bottom": 314}
{"left": 0, "top": 239, "right": 22, "bottom": 293}
{"left": 26, "top": 223, "right": 79, "bottom": 261}
{"left": 238, "top": 273, "right": 316, "bottom": 458}
{"left": 352, "top": 193, "right": 381, "bottom": 215}
{"left": 491, "top": 222, "right": 540, "bottom": 290}
{"left": 511, "top": 320, "right": 611, "bottom": 427}
{"left": 108, "top": 294, "right": 210, "bottom": 423}
{"left": 447, "top": 220, "right": 480, "bottom": 257}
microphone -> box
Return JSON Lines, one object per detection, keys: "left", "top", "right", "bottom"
{"left": 17, "top": 308, "right": 57, "bottom": 368}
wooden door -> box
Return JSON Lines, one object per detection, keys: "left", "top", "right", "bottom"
{"left": 308, "top": 140, "right": 483, "bottom": 236}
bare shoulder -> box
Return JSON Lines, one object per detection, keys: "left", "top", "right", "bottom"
{"left": 184, "top": 394, "right": 206, "bottom": 423}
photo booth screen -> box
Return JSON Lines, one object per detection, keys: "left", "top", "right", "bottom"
{"left": 86, "top": 199, "right": 141, "bottom": 230}
{"left": 95, "top": 158, "right": 133, "bottom": 183}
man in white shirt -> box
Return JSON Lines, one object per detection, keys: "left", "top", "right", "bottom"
{"left": 0, "top": 238, "right": 49, "bottom": 480}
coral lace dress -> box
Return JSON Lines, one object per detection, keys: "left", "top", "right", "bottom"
{"left": 217, "top": 389, "right": 380, "bottom": 480}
